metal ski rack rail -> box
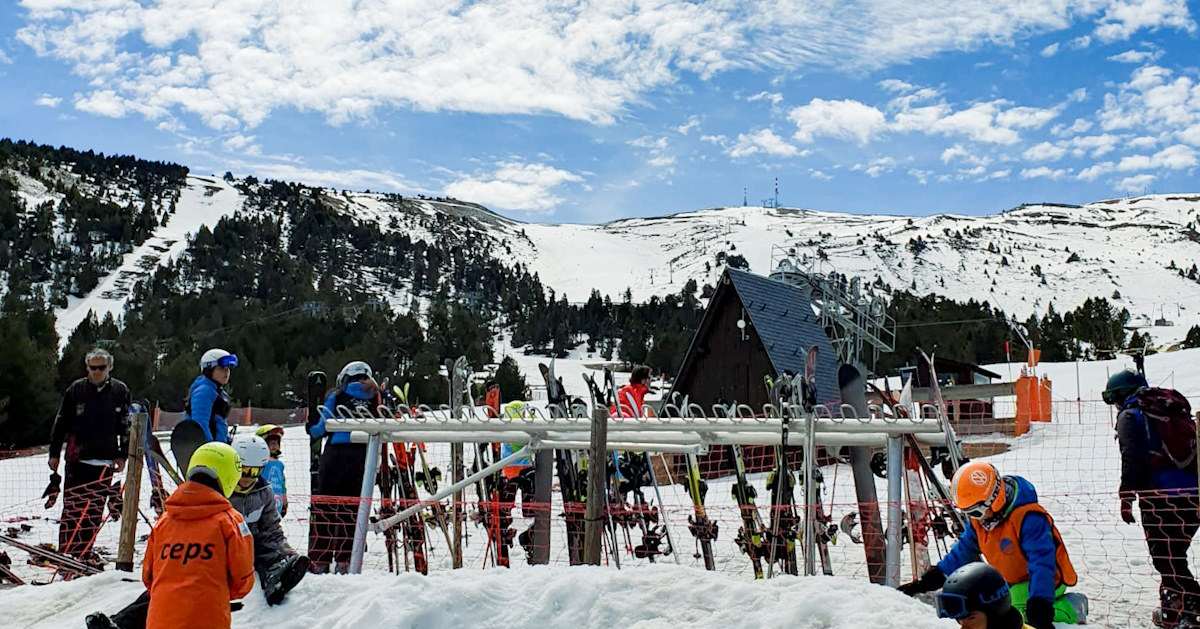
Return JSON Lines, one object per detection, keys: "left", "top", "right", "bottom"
{"left": 321, "top": 399, "right": 955, "bottom": 578}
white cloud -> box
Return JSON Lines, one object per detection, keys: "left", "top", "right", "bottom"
{"left": 908, "top": 168, "right": 933, "bottom": 184}
{"left": 878, "top": 79, "right": 915, "bottom": 93}
{"left": 1094, "top": 0, "right": 1195, "bottom": 42}
{"left": 23, "top": 1, "right": 1192, "bottom": 130}
{"left": 747, "top": 91, "right": 783, "bottom": 105}
{"left": 221, "top": 134, "right": 260, "bottom": 155}
{"left": 940, "top": 144, "right": 991, "bottom": 167}
{"left": 1182, "top": 124, "right": 1200, "bottom": 145}
{"left": 0, "top": 49, "right": 11, "bottom": 65}
{"left": 1052, "top": 118, "right": 1093, "bottom": 136}
{"left": 1068, "top": 88, "right": 1088, "bottom": 103}
{"left": 1117, "top": 144, "right": 1198, "bottom": 171}
{"left": 1040, "top": 43, "right": 1060, "bottom": 57}
{"left": 809, "top": 169, "right": 832, "bottom": 181}
{"left": 1108, "top": 49, "right": 1163, "bottom": 63}
{"left": 74, "top": 90, "right": 127, "bottom": 118}
{"left": 788, "top": 98, "right": 886, "bottom": 144}
{"left": 893, "top": 101, "right": 1057, "bottom": 145}
{"left": 1127, "top": 135, "right": 1159, "bottom": 149}
{"left": 1020, "top": 166, "right": 1069, "bottom": 180}
{"left": 1023, "top": 142, "right": 1067, "bottom": 162}
{"left": 728, "top": 129, "right": 800, "bottom": 158}
{"left": 444, "top": 161, "right": 583, "bottom": 213}
{"left": 35, "top": 93, "right": 61, "bottom": 108}
{"left": 676, "top": 115, "right": 700, "bottom": 135}
{"left": 1098, "top": 65, "right": 1200, "bottom": 146}
{"left": 629, "top": 135, "right": 676, "bottom": 171}
{"left": 1078, "top": 162, "right": 1115, "bottom": 181}
{"left": 1116, "top": 173, "right": 1156, "bottom": 193}
{"left": 1068, "top": 133, "right": 1121, "bottom": 157}
{"left": 989, "top": 169, "right": 1011, "bottom": 179}
{"left": 851, "top": 157, "right": 897, "bottom": 178}
{"left": 1070, "top": 35, "right": 1092, "bottom": 49}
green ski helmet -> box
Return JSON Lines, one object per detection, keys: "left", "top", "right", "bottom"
{"left": 1103, "top": 370, "right": 1147, "bottom": 406}
{"left": 187, "top": 442, "right": 242, "bottom": 498}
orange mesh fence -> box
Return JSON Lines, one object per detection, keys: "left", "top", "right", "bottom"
{"left": 0, "top": 399, "right": 1188, "bottom": 626}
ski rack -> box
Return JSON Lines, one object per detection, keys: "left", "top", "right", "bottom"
{"left": 325, "top": 398, "right": 956, "bottom": 578}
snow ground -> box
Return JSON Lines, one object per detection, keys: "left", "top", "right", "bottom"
{"left": 3, "top": 563, "right": 956, "bottom": 629}
{"left": 4, "top": 347, "right": 1200, "bottom": 627}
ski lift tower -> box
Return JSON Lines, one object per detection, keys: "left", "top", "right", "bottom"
{"left": 769, "top": 245, "right": 895, "bottom": 373}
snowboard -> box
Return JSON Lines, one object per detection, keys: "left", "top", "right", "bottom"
{"left": 169, "top": 420, "right": 207, "bottom": 474}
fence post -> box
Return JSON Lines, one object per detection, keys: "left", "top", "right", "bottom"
{"left": 116, "top": 409, "right": 146, "bottom": 572}
{"left": 583, "top": 407, "right": 609, "bottom": 565}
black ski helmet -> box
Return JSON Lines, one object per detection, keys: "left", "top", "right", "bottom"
{"left": 1103, "top": 369, "right": 1147, "bottom": 405}
{"left": 936, "top": 562, "right": 1012, "bottom": 621}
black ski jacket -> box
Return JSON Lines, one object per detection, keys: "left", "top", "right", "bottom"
{"left": 49, "top": 377, "right": 131, "bottom": 463}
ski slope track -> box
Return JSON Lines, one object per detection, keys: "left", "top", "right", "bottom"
{"left": 52, "top": 175, "right": 245, "bottom": 349}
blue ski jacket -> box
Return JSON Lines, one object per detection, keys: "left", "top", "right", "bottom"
{"left": 182, "top": 375, "right": 231, "bottom": 443}
{"left": 312, "top": 381, "right": 379, "bottom": 445}
{"left": 262, "top": 459, "right": 287, "bottom": 512}
{"left": 937, "top": 476, "right": 1060, "bottom": 605}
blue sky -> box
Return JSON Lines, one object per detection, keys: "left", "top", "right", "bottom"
{"left": 2, "top": 1, "right": 1199, "bottom": 224}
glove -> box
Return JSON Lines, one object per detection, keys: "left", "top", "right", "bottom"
{"left": 897, "top": 567, "right": 945, "bottom": 597}
{"left": 1120, "top": 497, "right": 1136, "bottom": 524}
{"left": 1025, "top": 597, "right": 1055, "bottom": 629}
{"left": 42, "top": 472, "right": 62, "bottom": 509}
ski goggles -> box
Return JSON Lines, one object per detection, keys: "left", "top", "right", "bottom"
{"left": 217, "top": 354, "right": 239, "bottom": 368}
{"left": 960, "top": 480, "right": 1003, "bottom": 519}
{"left": 241, "top": 466, "right": 262, "bottom": 478}
{"left": 934, "top": 584, "right": 1009, "bottom": 619}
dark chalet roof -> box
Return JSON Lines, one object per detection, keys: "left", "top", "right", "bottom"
{"left": 726, "top": 269, "right": 841, "bottom": 404}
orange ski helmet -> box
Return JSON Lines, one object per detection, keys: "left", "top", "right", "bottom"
{"left": 951, "top": 461, "right": 1005, "bottom": 518}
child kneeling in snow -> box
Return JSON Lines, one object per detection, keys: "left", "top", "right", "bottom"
{"left": 87, "top": 437, "right": 308, "bottom": 629}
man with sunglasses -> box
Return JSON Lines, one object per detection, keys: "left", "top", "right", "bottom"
{"left": 183, "top": 348, "right": 239, "bottom": 444}
{"left": 48, "top": 347, "right": 131, "bottom": 561}
{"left": 1107, "top": 369, "right": 1200, "bottom": 628}
{"left": 898, "top": 461, "right": 1080, "bottom": 629}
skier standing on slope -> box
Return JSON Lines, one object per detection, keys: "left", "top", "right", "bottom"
{"left": 47, "top": 347, "right": 131, "bottom": 563}
{"left": 934, "top": 562, "right": 1035, "bottom": 629}
{"left": 898, "top": 461, "right": 1080, "bottom": 629}
{"left": 109, "top": 442, "right": 253, "bottom": 629}
{"left": 182, "top": 349, "right": 239, "bottom": 443}
{"left": 308, "top": 360, "right": 381, "bottom": 574}
{"left": 256, "top": 424, "right": 289, "bottom": 516}
{"left": 1106, "top": 369, "right": 1200, "bottom": 628}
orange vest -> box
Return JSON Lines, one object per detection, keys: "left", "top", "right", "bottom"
{"left": 971, "top": 502, "right": 1077, "bottom": 588}
{"left": 143, "top": 481, "right": 256, "bottom": 629}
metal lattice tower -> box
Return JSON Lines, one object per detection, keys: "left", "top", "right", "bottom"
{"left": 769, "top": 245, "right": 895, "bottom": 370}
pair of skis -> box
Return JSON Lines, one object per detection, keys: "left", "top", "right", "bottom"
{"left": 540, "top": 361, "right": 587, "bottom": 565}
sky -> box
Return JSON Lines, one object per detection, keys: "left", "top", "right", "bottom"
{"left": 1, "top": 1, "right": 1199, "bottom": 224}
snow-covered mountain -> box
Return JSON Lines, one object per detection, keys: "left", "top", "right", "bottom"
{"left": 9, "top": 157, "right": 1200, "bottom": 347}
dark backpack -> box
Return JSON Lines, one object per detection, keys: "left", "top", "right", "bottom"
{"left": 1131, "top": 387, "right": 1197, "bottom": 469}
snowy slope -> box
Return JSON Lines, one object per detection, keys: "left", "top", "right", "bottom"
{"left": 502, "top": 195, "right": 1200, "bottom": 346}
{"left": 53, "top": 175, "right": 245, "bottom": 348}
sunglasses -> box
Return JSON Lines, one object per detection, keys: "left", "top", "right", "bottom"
{"left": 935, "top": 584, "right": 1009, "bottom": 619}
{"left": 241, "top": 466, "right": 262, "bottom": 478}
{"left": 87, "top": 364, "right": 109, "bottom": 372}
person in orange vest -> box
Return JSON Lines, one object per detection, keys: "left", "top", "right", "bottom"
{"left": 611, "top": 365, "right": 651, "bottom": 418}
{"left": 141, "top": 442, "right": 254, "bottom": 629}
{"left": 898, "top": 461, "right": 1081, "bottom": 629}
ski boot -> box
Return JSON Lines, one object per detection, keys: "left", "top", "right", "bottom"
{"left": 85, "top": 613, "right": 119, "bottom": 629}
{"left": 263, "top": 555, "right": 311, "bottom": 606}
{"left": 1154, "top": 590, "right": 1186, "bottom": 628}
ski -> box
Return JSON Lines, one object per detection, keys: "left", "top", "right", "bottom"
{"left": 305, "top": 371, "right": 328, "bottom": 494}
{"left": 541, "top": 361, "right": 585, "bottom": 565}
{"left": 169, "top": 420, "right": 207, "bottom": 474}
{"left": 0, "top": 535, "right": 102, "bottom": 576}
{"left": 393, "top": 443, "right": 429, "bottom": 574}
{"left": 727, "top": 443, "right": 766, "bottom": 578}
{"left": 799, "top": 346, "right": 833, "bottom": 576}
{"left": 766, "top": 370, "right": 799, "bottom": 577}
{"left": 684, "top": 451, "right": 717, "bottom": 570}
{"left": 917, "top": 348, "right": 966, "bottom": 478}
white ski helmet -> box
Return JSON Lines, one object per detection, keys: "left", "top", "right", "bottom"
{"left": 200, "top": 348, "right": 239, "bottom": 372}
{"left": 231, "top": 434, "right": 271, "bottom": 469}
{"left": 337, "top": 360, "right": 373, "bottom": 388}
